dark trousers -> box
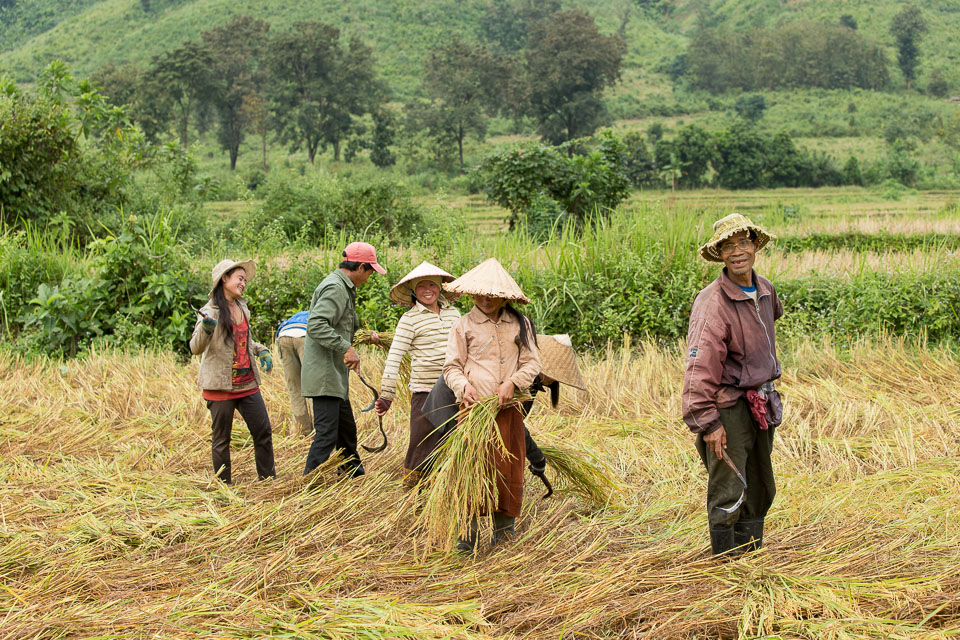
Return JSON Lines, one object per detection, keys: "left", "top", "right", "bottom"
{"left": 303, "top": 396, "right": 364, "bottom": 476}
{"left": 207, "top": 391, "right": 276, "bottom": 484}
{"left": 696, "top": 398, "right": 776, "bottom": 528}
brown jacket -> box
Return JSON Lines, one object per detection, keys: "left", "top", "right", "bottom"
{"left": 682, "top": 269, "right": 783, "bottom": 434}
{"left": 189, "top": 299, "right": 269, "bottom": 391}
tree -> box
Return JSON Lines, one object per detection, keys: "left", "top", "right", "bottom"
{"left": 926, "top": 68, "right": 949, "bottom": 98}
{"left": 518, "top": 10, "right": 625, "bottom": 152}
{"left": 890, "top": 6, "right": 927, "bottom": 91}
{"left": 369, "top": 110, "right": 397, "bottom": 168}
{"left": 839, "top": 14, "right": 857, "bottom": 30}
{"left": 322, "top": 37, "right": 382, "bottom": 162}
{"left": 151, "top": 42, "right": 216, "bottom": 146}
{"left": 92, "top": 62, "right": 173, "bottom": 142}
{"left": 240, "top": 92, "right": 269, "bottom": 170}
{"left": 420, "top": 38, "right": 502, "bottom": 174}
{"left": 734, "top": 94, "right": 766, "bottom": 122}
{"left": 202, "top": 16, "right": 270, "bottom": 170}
{"left": 480, "top": 0, "right": 560, "bottom": 54}
{"left": 673, "top": 124, "right": 714, "bottom": 187}
{"left": 712, "top": 123, "right": 767, "bottom": 190}
{"left": 267, "top": 22, "right": 380, "bottom": 163}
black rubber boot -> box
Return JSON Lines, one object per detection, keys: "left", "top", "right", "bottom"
{"left": 709, "top": 526, "right": 736, "bottom": 556}
{"left": 491, "top": 513, "right": 516, "bottom": 548}
{"left": 734, "top": 519, "right": 763, "bottom": 553}
{"left": 455, "top": 517, "right": 479, "bottom": 555}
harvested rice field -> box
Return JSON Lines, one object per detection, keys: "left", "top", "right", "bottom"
{"left": 2, "top": 336, "right": 958, "bottom": 639}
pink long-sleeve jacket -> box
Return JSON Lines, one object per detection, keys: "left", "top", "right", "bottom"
{"left": 682, "top": 269, "right": 783, "bottom": 435}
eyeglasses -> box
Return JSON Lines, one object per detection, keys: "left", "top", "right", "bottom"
{"left": 719, "top": 238, "right": 755, "bottom": 256}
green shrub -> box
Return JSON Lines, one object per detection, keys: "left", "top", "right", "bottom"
{"left": 255, "top": 171, "right": 427, "bottom": 245}
{"left": 478, "top": 131, "right": 630, "bottom": 231}
{"left": 14, "top": 214, "right": 205, "bottom": 357}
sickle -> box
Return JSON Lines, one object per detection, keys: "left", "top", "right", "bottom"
{"left": 354, "top": 370, "right": 388, "bottom": 453}
{"left": 533, "top": 470, "right": 554, "bottom": 499}
{"left": 714, "top": 448, "right": 748, "bottom": 514}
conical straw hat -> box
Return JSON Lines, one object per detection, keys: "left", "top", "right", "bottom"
{"left": 443, "top": 258, "right": 529, "bottom": 304}
{"left": 389, "top": 261, "right": 458, "bottom": 305}
{"left": 698, "top": 213, "right": 775, "bottom": 262}
{"left": 537, "top": 334, "right": 586, "bottom": 390}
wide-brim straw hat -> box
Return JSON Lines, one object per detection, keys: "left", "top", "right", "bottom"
{"left": 538, "top": 334, "right": 586, "bottom": 390}
{"left": 698, "top": 213, "right": 775, "bottom": 263}
{"left": 444, "top": 258, "right": 529, "bottom": 304}
{"left": 211, "top": 258, "right": 256, "bottom": 292}
{"left": 390, "top": 261, "right": 458, "bottom": 306}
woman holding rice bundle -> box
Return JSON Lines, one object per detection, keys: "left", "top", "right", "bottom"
{"left": 189, "top": 259, "right": 276, "bottom": 485}
{"left": 441, "top": 258, "right": 541, "bottom": 552}
{"left": 374, "top": 262, "right": 461, "bottom": 486}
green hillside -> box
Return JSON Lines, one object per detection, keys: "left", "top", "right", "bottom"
{"left": 3, "top": 0, "right": 959, "bottom": 97}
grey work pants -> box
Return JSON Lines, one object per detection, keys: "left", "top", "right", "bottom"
{"left": 695, "top": 398, "right": 776, "bottom": 528}
{"left": 278, "top": 335, "right": 314, "bottom": 435}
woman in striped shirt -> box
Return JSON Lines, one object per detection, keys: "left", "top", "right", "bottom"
{"left": 375, "top": 262, "right": 460, "bottom": 486}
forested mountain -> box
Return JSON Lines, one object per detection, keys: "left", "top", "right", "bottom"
{"left": 2, "top": 0, "right": 959, "bottom": 97}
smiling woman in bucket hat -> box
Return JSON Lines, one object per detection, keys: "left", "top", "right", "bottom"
{"left": 189, "top": 259, "right": 276, "bottom": 485}
{"left": 682, "top": 213, "right": 784, "bottom": 557}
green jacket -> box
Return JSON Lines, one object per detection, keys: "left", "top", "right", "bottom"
{"left": 301, "top": 269, "right": 360, "bottom": 400}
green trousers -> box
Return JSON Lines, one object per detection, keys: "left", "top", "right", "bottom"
{"left": 695, "top": 399, "right": 776, "bottom": 528}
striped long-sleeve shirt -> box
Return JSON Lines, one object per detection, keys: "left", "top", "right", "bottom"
{"left": 380, "top": 300, "right": 460, "bottom": 401}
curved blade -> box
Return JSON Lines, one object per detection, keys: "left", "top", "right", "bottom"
{"left": 353, "top": 371, "right": 379, "bottom": 413}
{"left": 714, "top": 448, "right": 747, "bottom": 514}
{"left": 361, "top": 416, "right": 388, "bottom": 453}
{"left": 534, "top": 471, "right": 554, "bottom": 499}
{"left": 353, "top": 370, "right": 387, "bottom": 453}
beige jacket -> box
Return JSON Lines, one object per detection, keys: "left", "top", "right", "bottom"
{"left": 189, "top": 299, "right": 269, "bottom": 391}
{"left": 443, "top": 306, "right": 541, "bottom": 403}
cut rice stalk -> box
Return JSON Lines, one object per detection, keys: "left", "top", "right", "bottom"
{"left": 539, "top": 440, "right": 622, "bottom": 506}
{"left": 416, "top": 396, "right": 511, "bottom": 550}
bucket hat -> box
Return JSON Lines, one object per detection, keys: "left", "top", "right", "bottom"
{"left": 389, "top": 261, "right": 458, "bottom": 306}
{"left": 443, "top": 258, "right": 529, "bottom": 304}
{"left": 210, "top": 259, "right": 256, "bottom": 292}
{"left": 698, "top": 213, "right": 775, "bottom": 263}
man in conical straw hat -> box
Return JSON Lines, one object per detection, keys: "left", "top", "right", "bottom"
{"left": 682, "top": 213, "right": 784, "bottom": 557}
{"left": 442, "top": 258, "right": 541, "bottom": 552}
{"left": 373, "top": 261, "right": 461, "bottom": 487}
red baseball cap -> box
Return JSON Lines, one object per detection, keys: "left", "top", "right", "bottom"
{"left": 343, "top": 241, "right": 386, "bottom": 274}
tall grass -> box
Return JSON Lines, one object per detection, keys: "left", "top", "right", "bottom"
{"left": 1, "top": 337, "right": 958, "bottom": 637}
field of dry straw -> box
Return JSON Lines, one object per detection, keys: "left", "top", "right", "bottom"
{"left": 1, "top": 333, "right": 958, "bottom": 639}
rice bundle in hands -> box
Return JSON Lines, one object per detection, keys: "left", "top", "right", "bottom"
{"left": 353, "top": 328, "right": 394, "bottom": 349}
{"left": 416, "top": 396, "right": 510, "bottom": 550}
{"left": 354, "top": 328, "right": 411, "bottom": 384}
{"left": 539, "top": 440, "right": 621, "bottom": 506}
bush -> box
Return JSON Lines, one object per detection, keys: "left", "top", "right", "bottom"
{"left": 14, "top": 214, "right": 205, "bottom": 357}
{"left": 255, "top": 171, "right": 427, "bottom": 245}
{"left": 478, "top": 131, "right": 630, "bottom": 232}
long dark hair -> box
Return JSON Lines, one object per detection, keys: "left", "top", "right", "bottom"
{"left": 210, "top": 267, "right": 243, "bottom": 346}
{"left": 505, "top": 303, "right": 538, "bottom": 351}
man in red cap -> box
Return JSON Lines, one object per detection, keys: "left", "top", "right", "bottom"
{"left": 301, "top": 242, "right": 386, "bottom": 476}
